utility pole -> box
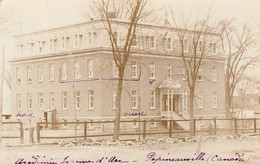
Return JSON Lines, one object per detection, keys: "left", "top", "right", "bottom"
{"left": 0, "top": 45, "right": 5, "bottom": 144}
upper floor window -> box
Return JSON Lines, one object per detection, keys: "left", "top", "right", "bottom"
{"left": 27, "top": 93, "right": 32, "bottom": 110}
{"left": 149, "top": 62, "right": 156, "bottom": 79}
{"left": 61, "top": 36, "right": 69, "bottom": 50}
{"left": 198, "top": 41, "right": 203, "bottom": 53}
{"left": 88, "top": 32, "right": 96, "bottom": 45}
{"left": 150, "top": 90, "right": 156, "bottom": 109}
{"left": 165, "top": 38, "right": 172, "bottom": 50}
{"left": 16, "top": 67, "right": 21, "bottom": 83}
{"left": 27, "top": 66, "right": 32, "bottom": 82}
{"left": 49, "top": 64, "right": 54, "bottom": 81}
{"left": 88, "top": 90, "right": 94, "bottom": 109}
{"left": 167, "top": 64, "right": 172, "bottom": 79}
{"left": 209, "top": 42, "right": 217, "bottom": 54}
{"left": 132, "top": 90, "right": 138, "bottom": 109}
{"left": 38, "top": 41, "right": 45, "bottom": 53}
{"left": 74, "top": 61, "right": 80, "bottom": 79}
{"left": 113, "top": 31, "right": 118, "bottom": 44}
{"left": 74, "top": 34, "right": 83, "bottom": 48}
{"left": 212, "top": 67, "right": 218, "bottom": 82}
{"left": 61, "top": 62, "right": 67, "bottom": 80}
{"left": 49, "top": 92, "right": 55, "bottom": 109}
{"left": 38, "top": 66, "right": 43, "bottom": 82}
{"left": 130, "top": 61, "right": 138, "bottom": 79}
{"left": 27, "top": 43, "right": 34, "bottom": 55}
{"left": 132, "top": 34, "right": 137, "bottom": 46}
{"left": 38, "top": 92, "right": 43, "bottom": 110}
{"left": 198, "top": 68, "right": 203, "bottom": 81}
{"left": 213, "top": 92, "right": 218, "bottom": 109}
{"left": 62, "top": 91, "right": 68, "bottom": 110}
{"left": 113, "top": 60, "right": 119, "bottom": 78}
{"left": 184, "top": 39, "right": 188, "bottom": 52}
{"left": 17, "top": 93, "right": 22, "bottom": 110}
{"left": 17, "top": 44, "right": 24, "bottom": 56}
{"left": 74, "top": 91, "right": 80, "bottom": 110}
{"left": 198, "top": 92, "right": 203, "bottom": 109}
{"left": 50, "top": 38, "right": 57, "bottom": 51}
{"left": 149, "top": 36, "right": 155, "bottom": 48}
{"left": 88, "top": 59, "right": 94, "bottom": 78}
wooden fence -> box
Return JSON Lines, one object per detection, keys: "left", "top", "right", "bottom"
{"left": 2, "top": 122, "right": 24, "bottom": 144}
{"left": 36, "top": 118, "right": 260, "bottom": 143}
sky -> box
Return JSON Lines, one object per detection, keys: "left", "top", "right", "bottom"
{"left": 0, "top": 0, "right": 259, "bottom": 114}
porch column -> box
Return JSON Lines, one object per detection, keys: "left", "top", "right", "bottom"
{"left": 171, "top": 90, "right": 173, "bottom": 113}
{"left": 182, "top": 91, "right": 185, "bottom": 114}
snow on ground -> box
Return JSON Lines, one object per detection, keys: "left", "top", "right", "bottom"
{"left": 0, "top": 136, "right": 259, "bottom": 164}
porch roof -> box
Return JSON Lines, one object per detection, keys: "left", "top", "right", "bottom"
{"left": 158, "top": 79, "right": 182, "bottom": 89}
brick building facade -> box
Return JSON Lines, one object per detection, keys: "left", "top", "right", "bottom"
{"left": 10, "top": 20, "right": 226, "bottom": 129}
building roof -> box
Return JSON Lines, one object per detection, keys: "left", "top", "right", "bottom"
{"left": 158, "top": 79, "right": 182, "bottom": 89}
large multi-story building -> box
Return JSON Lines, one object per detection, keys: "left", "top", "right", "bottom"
{"left": 10, "top": 19, "right": 226, "bottom": 129}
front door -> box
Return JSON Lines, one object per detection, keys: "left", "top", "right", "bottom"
{"left": 162, "top": 94, "right": 180, "bottom": 113}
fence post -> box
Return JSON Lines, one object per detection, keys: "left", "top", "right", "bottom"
{"left": 20, "top": 122, "right": 24, "bottom": 144}
{"left": 29, "top": 127, "right": 34, "bottom": 144}
{"left": 254, "top": 118, "right": 257, "bottom": 133}
{"left": 37, "top": 123, "right": 40, "bottom": 143}
{"left": 169, "top": 120, "right": 172, "bottom": 138}
{"left": 84, "top": 121, "right": 87, "bottom": 140}
{"left": 214, "top": 118, "right": 217, "bottom": 135}
{"left": 234, "top": 118, "right": 238, "bottom": 135}
{"left": 193, "top": 119, "right": 196, "bottom": 136}
{"left": 143, "top": 120, "right": 146, "bottom": 139}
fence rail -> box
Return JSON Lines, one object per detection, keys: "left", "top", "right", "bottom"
{"left": 2, "top": 122, "right": 24, "bottom": 144}
{"left": 36, "top": 118, "right": 260, "bottom": 143}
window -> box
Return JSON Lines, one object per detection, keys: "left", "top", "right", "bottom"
{"left": 27, "top": 66, "right": 32, "bottom": 82}
{"left": 17, "top": 94, "right": 21, "bottom": 110}
{"left": 149, "top": 36, "right": 155, "bottom": 48}
{"left": 38, "top": 66, "right": 43, "bottom": 82}
{"left": 113, "top": 31, "right": 118, "bottom": 44}
{"left": 88, "top": 32, "right": 96, "bottom": 45}
{"left": 38, "top": 41, "right": 45, "bottom": 53}
{"left": 213, "top": 92, "right": 218, "bottom": 108}
{"left": 88, "top": 90, "right": 94, "bottom": 109}
{"left": 198, "top": 41, "right": 203, "bottom": 53}
{"left": 113, "top": 61, "right": 119, "bottom": 78}
{"left": 213, "top": 43, "right": 217, "bottom": 53}
{"left": 62, "top": 92, "right": 67, "bottom": 110}
{"left": 184, "top": 39, "right": 188, "bottom": 52}
{"left": 74, "top": 34, "right": 82, "bottom": 48}
{"left": 132, "top": 34, "right": 137, "bottom": 46}
{"left": 27, "top": 93, "right": 32, "bottom": 110}
{"left": 183, "top": 68, "right": 187, "bottom": 80}
{"left": 27, "top": 43, "right": 34, "bottom": 55}
{"left": 198, "top": 68, "right": 203, "bottom": 81}
{"left": 132, "top": 90, "right": 138, "bottom": 109}
{"left": 88, "top": 59, "right": 94, "bottom": 78}
{"left": 149, "top": 62, "right": 156, "bottom": 79}
{"left": 50, "top": 38, "right": 57, "bottom": 51}
{"left": 198, "top": 92, "right": 203, "bottom": 109}
{"left": 17, "top": 44, "right": 23, "bottom": 56}
{"left": 61, "top": 62, "right": 67, "bottom": 80}
{"left": 61, "top": 36, "right": 69, "bottom": 49}
{"left": 74, "top": 91, "right": 80, "bottom": 110}
{"left": 113, "top": 91, "right": 117, "bottom": 109}
{"left": 49, "top": 64, "right": 54, "bottom": 81}
{"left": 166, "top": 38, "right": 172, "bottom": 49}
{"left": 16, "top": 67, "right": 21, "bottom": 83}
{"left": 74, "top": 61, "right": 80, "bottom": 79}
{"left": 38, "top": 92, "right": 43, "bottom": 110}
{"left": 212, "top": 67, "right": 218, "bottom": 82}
{"left": 150, "top": 90, "right": 156, "bottom": 109}
{"left": 49, "top": 92, "right": 54, "bottom": 109}
{"left": 167, "top": 64, "right": 172, "bottom": 79}
{"left": 131, "top": 61, "right": 138, "bottom": 79}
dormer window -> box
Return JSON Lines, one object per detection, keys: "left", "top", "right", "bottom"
{"left": 198, "top": 68, "right": 203, "bottom": 81}
{"left": 74, "top": 34, "right": 83, "bottom": 48}
{"left": 88, "top": 32, "right": 96, "bottom": 46}
{"left": 50, "top": 38, "right": 57, "bottom": 51}
{"left": 149, "top": 36, "right": 155, "bottom": 48}
{"left": 38, "top": 41, "right": 45, "bottom": 53}
{"left": 61, "top": 36, "right": 70, "bottom": 50}
{"left": 27, "top": 43, "right": 34, "bottom": 55}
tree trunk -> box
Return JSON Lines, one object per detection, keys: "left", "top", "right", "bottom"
{"left": 113, "top": 67, "right": 125, "bottom": 141}
{"left": 189, "top": 89, "right": 195, "bottom": 136}
{"left": 225, "top": 82, "right": 231, "bottom": 118}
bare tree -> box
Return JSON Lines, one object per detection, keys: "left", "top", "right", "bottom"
{"left": 91, "top": 0, "right": 150, "bottom": 140}
{"left": 168, "top": 9, "right": 219, "bottom": 136}
{"left": 219, "top": 20, "right": 259, "bottom": 118}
